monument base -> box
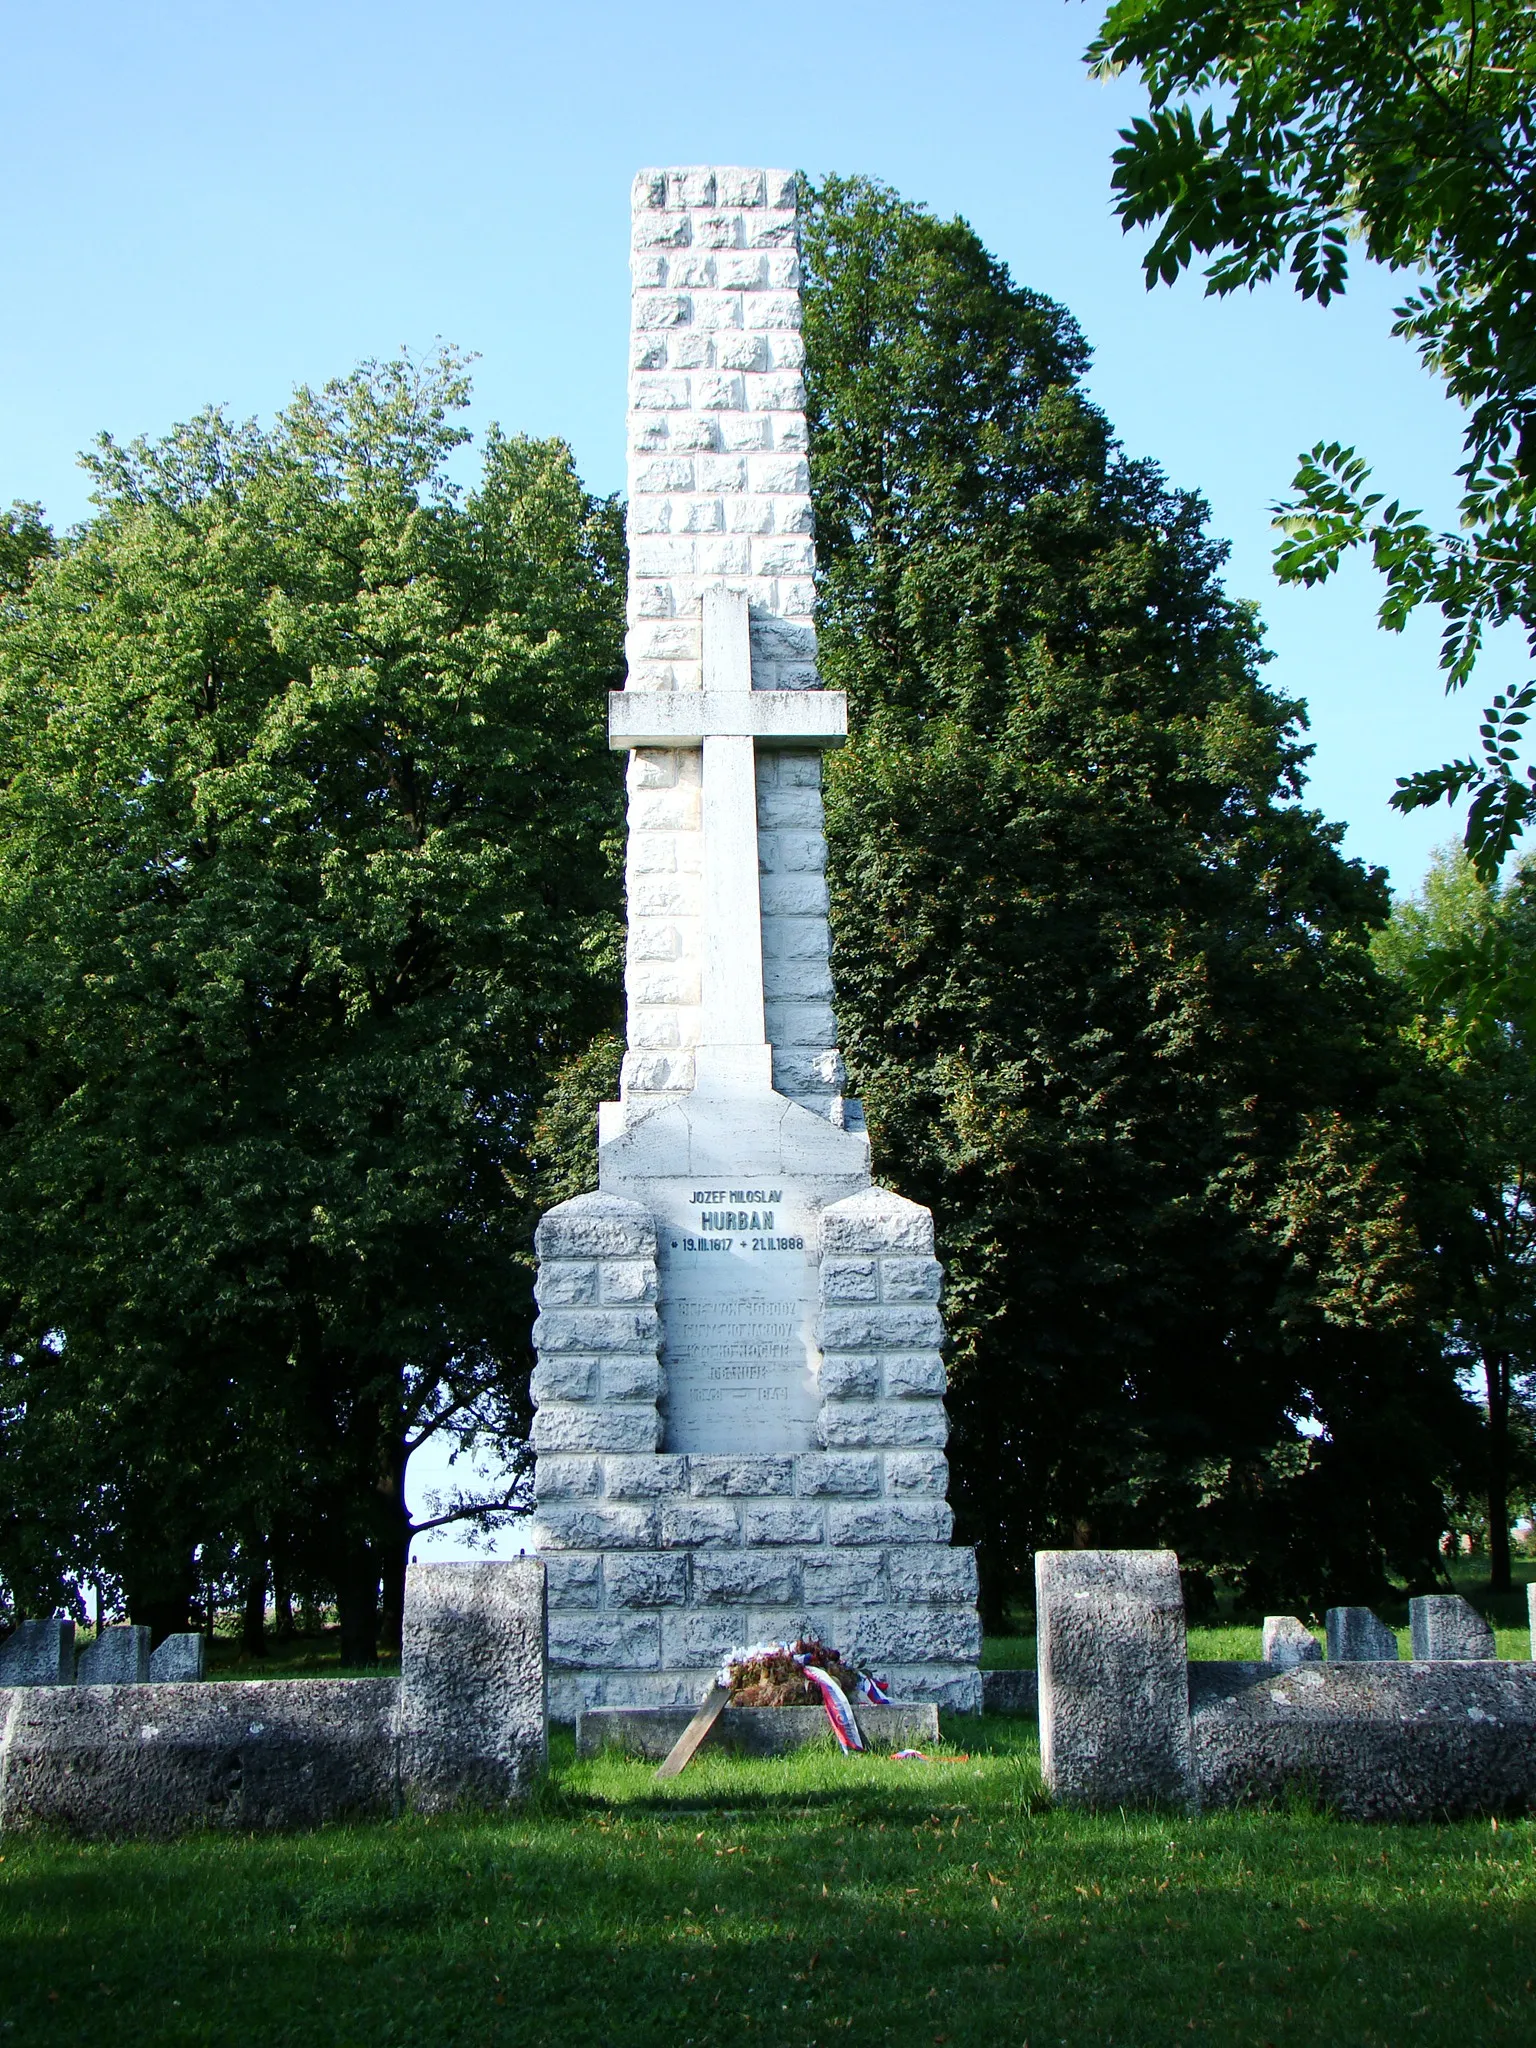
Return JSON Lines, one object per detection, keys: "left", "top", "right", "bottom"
{"left": 575, "top": 1701, "right": 941, "bottom": 1761}
{"left": 530, "top": 1087, "right": 983, "bottom": 1720}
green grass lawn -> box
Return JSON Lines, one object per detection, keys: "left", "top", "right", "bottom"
{"left": 5, "top": 1720, "right": 1535, "bottom": 2047}
{"left": 982, "top": 1623, "right": 1536, "bottom": 1665}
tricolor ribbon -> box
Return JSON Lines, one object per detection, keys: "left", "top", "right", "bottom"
{"left": 802, "top": 1665, "right": 864, "bottom": 1751}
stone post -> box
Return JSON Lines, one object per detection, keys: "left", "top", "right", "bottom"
{"left": 397, "top": 1560, "right": 547, "bottom": 1810}
{"left": 1262, "top": 1615, "right": 1322, "bottom": 1669}
{"left": 0, "top": 1620, "right": 75, "bottom": 1686}
{"left": 1036, "top": 1549, "right": 1195, "bottom": 1809}
{"left": 1326, "top": 1607, "right": 1399, "bottom": 1661}
{"left": 76, "top": 1626, "right": 150, "bottom": 1685}
{"left": 1408, "top": 1594, "right": 1496, "bottom": 1660}
{"left": 148, "top": 1634, "right": 207, "bottom": 1682}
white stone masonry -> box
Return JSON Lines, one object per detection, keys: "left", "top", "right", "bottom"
{"left": 529, "top": 168, "right": 981, "bottom": 1719}
{"left": 621, "top": 166, "right": 842, "bottom": 1112}
{"left": 534, "top": 1186, "right": 981, "bottom": 1719}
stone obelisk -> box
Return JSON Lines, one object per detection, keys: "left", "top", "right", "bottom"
{"left": 529, "top": 168, "right": 981, "bottom": 1718}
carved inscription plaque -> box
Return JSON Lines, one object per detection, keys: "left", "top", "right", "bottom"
{"left": 654, "top": 1177, "right": 820, "bottom": 1454}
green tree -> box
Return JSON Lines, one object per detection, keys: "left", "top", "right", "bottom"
{"left": 802, "top": 174, "right": 1475, "bottom": 1618}
{"left": 1087, "top": 0, "right": 1536, "bottom": 874}
{"left": 1375, "top": 848, "right": 1536, "bottom": 1590}
{"left": 0, "top": 351, "right": 627, "bottom": 1653}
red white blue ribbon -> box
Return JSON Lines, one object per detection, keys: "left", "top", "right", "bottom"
{"left": 802, "top": 1665, "right": 864, "bottom": 1751}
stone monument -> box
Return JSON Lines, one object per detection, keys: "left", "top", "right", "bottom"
{"left": 529, "top": 166, "right": 981, "bottom": 1719}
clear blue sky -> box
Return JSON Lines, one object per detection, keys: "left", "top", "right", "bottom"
{"left": 2, "top": 0, "right": 1513, "bottom": 893}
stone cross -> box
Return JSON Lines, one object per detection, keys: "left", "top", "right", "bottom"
{"left": 608, "top": 587, "right": 845, "bottom": 1092}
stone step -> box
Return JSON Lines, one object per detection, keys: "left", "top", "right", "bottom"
{"left": 575, "top": 1700, "right": 939, "bottom": 1760}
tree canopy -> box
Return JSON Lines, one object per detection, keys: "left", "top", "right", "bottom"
{"left": 1088, "top": 0, "right": 1536, "bottom": 874}
{"left": 1374, "top": 848, "right": 1536, "bottom": 1588}
{"left": 801, "top": 173, "right": 1477, "bottom": 1617}
{"left": 0, "top": 351, "right": 626, "bottom": 1653}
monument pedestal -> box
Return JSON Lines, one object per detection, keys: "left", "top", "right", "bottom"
{"left": 531, "top": 1088, "right": 981, "bottom": 1719}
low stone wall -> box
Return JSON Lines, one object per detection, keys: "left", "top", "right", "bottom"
{"left": 980, "top": 1668, "right": 1037, "bottom": 1716}
{"left": 1191, "top": 1660, "right": 1536, "bottom": 1821}
{"left": 0, "top": 1560, "right": 547, "bottom": 1838}
{"left": 1035, "top": 1552, "right": 1536, "bottom": 1821}
{"left": 0, "top": 1678, "right": 401, "bottom": 1836}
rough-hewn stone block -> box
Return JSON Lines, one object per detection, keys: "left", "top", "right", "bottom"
{"left": 1262, "top": 1616, "right": 1322, "bottom": 1669}
{"left": 661, "top": 1609, "right": 748, "bottom": 1668}
{"left": 801, "top": 1552, "right": 884, "bottom": 1605}
{"left": 534, "top": 1262, "right": 598, "bottom": 1307}
{"left": 818, "top": 1306, "right": 945, "bottom": 1353}
{"left": 535, "top": 1504, "right": 658, "bottom": 1551}
{"left": 548, "top": 1612, "right": 660, "bottom": 1671}
{"left": 660, "top": 1500, "right": 741, "bottom": 1546}
{"left": 886, "top": 1451, "right": 950, "bottom": 1497}
{"left": 598, "top": 1357, "right": 665, "bottom": 1403}
{"left": 848, "top": 1606, "right": 982, "bottom": 1665}
{"left": 531, "top": 1404, "right": 661, "bottom": 1455}
{"left": 817, "top": 1355, "right": 881, "bottom": 1399}
{"left": 883, "top": 1353, "right": 947, "bottom": 1399}
{"left": 533, "top": 1454, "right": 602, "bottom": 1501}
{"left": 884, "top": 1546, "right": 979, "bottom": 1605}
{"left": 601, "top": 1454, "right": 688, "bottom": 1499}
{"left": 599, "top": 1260, "right": 658, "bottom": 1305}
{"left": 743, "top": 1502, "right": 823, "bottom": 1546}
{"left": 0, "top": 1619, "right": 75, "bottom": 1687}
{"left": 827, "top": 1502, "right": 953, "bottom": 1546}
{"left": 818, "top": 1401, "right": 948, "bottom": 1450}
{"left": 544, "top": 1556, "right": 602, "bottom": 1611}
{"left": 76, "top": 1627, "right": 149, "bottom": 1686}
{"left": 693, "top": 1553, "right": 799, "bottom": 1605}
{"left": 794, "top": 1453, "right": 880, "bottom": 1497}
{"left": 398, "top": 1561, "right": 546, "bottom": 1811}
{"left": 605, "top": 1554, "right": 689, "bottom": 1608}
{"left": 536, "top": 1193, "right": 656, "bottom": 1261}
{"left": 1409, "top": 1594, "right": 1496, "bottom": 1660}
{"left": 820, "top": 1188, "right": 934, "bottom": 1256}
{"left": 1326, "top": 1607, "right": 1399, "bottom": 1662}
{"left": 530, "top": 1356, "right": 597, "bottom": 1402}
{"left": 147, "top": 1634, "right": 206, "bottom": 1683}
{"left": 0, "top": 1679, "right": 400, "bottom": 1836}
{"left": 688, "top": 1456, "right": 794, "bottom": 1497}
{"left": 533, "top": 1307, "right": 660, "bottom": 1356}
{"left": 879, "top": 1258, "right": 944, "bottom": 1303}
{"left": 1036, "top": 1549, "right": 1194, "bottom": 1810}
{"left": 820, "top": 1257, "right": 878, "bottom": 1302}
{"left": 1192, "top": 1662, "right": 1536, "bottom": 1819}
